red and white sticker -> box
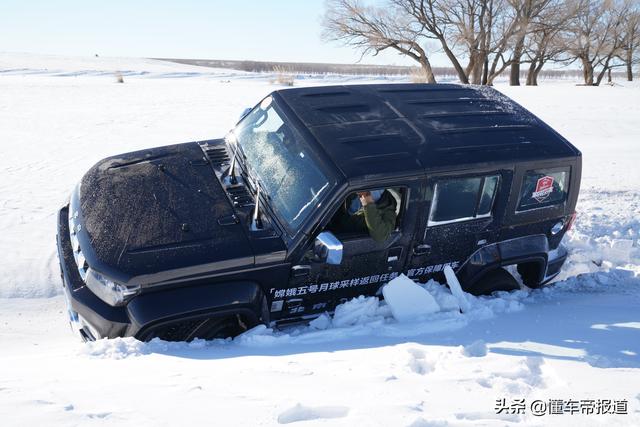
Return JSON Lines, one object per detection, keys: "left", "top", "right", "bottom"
{"left": 532, "top": 176, "right": 554, "bottom": 202}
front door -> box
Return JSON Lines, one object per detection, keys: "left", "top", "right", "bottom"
{"left": 274, "top": 180, "right": 423, "bottom": 320}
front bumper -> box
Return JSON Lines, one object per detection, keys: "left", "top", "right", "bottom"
{"left": 57, "top": 205, "right": 130, "bottom": 340}
{"left": 57, "top": 204, "right": 265, "bottom": 341}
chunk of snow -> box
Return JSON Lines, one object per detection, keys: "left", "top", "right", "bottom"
{"left": 382, "top": 274, "right": 440, "bottom": 322}
{"left": 607, "top": 239, "right": 635, "bottom": 263}
{"left": 309, "top": 313, "right": 331, "bottom": 330}
{"left": 332, "top": 295, "right": 381, "bottom": 327}
{"left": 407, "top": 348, "right": 436, "bottom": 374}
{"left": 407, "top": 418, "right": 449, "bottom": 427}
{"left": 234, "top": 324, "right": 279, "bottom": 347}
{"left": 443, "top": 266, "right": 470, "bottom": 312}
{"left": 462, "top": 340, "right": 488, "bottom": 357}
{"left": 420, "top": 279, "right": 461, "bottom": 311}
{"left": 277, "top": 403, "right": 349, "bottom": 424}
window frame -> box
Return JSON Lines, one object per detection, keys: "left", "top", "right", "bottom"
{"left": 232, "top": 96, "right": 340, "bottom": 238}
{"left": 326, "top": 186, "right": 408, "bottom": 241}
{"left": 515, "top": 166, "right": 571, "bottom": 214}
{"left": 427, "top": 174, "right": 500, "bottom": 227}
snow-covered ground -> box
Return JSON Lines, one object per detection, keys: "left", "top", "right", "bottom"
{"left": 1, "top": 53, "right": 639, "bottom": 426}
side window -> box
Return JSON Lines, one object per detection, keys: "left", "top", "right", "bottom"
{"left": 325, "top": 187, "right": 405, "bottom": 239}
{"left": 428, "top": 175, "right": 500, "bottom": 226}
{"left": 517, "top": 168, "right": 569, "bottom": 212}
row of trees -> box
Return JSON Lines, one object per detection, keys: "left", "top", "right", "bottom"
{"left": 323, "top": 0, "right": 640, "bottom": 85}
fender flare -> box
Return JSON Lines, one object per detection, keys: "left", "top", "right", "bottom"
{"left": 456, "top": 234, "right": 550, "bottom": 293}
{"left": 128, "top": 281, "right": 268, "bottom": 340}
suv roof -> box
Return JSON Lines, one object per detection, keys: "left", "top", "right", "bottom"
{"left": 275, "top": 83, "right": 580, "bottom": 179}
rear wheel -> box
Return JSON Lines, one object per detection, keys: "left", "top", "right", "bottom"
{"left": 469, "top": 268, "right": 520, "bottom": 296}
{"left": 517, "top": 262, "right": 543, "bottom": 288}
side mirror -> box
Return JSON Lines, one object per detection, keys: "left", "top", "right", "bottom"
{"left": 314, "top": 231, "right": 343, "bottom": 265}
{"left": 238, "top": 107, "right": 252, "bottom": 122}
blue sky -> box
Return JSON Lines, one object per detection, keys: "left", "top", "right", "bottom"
{"left": 0, "top": 0, "right": 421, "bottom": 65}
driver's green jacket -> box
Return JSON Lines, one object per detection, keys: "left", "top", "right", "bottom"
{"left": 329, "top": 190, "right": 397, "bottom": 242}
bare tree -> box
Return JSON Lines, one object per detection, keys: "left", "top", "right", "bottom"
{"left": 399, "top": 0, "right": 525, "bottom": 85}
{"left": 523, "top": 27, "right": 564, "bottom": 85}
{"left": 483, "top": 1, "right": 523, "bottom": 84}
{"left": 523, "top": 0, "right": 575, "bottom": 85}
{"left": 323, "top": 0, "right": 559, "bottom": 85}
{"left": 507, "top": 0, "right": 555, "bottom": 85}
{"left": 376, "top": 0, "right": 521, "bottom": 85}
{"left": 445, "top": 0, "right": 530, "bottom": 85}
{"left": 563, "top": 0, "right": 628, "bottom": 85}
{"left": 618, "top": 6, "right": 640, "bottom": 81}
{"left": 322, "top": 0, "right": 636, "bottom": 86}
{"left": 438, "top": 0, "right": 517, "bottom": 85}
{"left": 392, "top": 0, "right": 472, "bottom": 83}
{"left": 323, "top": 0, "right": 438, "bottom": 83}
{"left": 431, "top": 0, "right": 495, "bottom": 84}
{"left": 325, "top": 0, "right": 499, "bottom": 84}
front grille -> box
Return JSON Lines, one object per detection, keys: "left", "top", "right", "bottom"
{"left": 68, "top": 204, "right": 88, "bottom": 287}
{"left": 200, "top": 144, "right": 230, "bottom": 168}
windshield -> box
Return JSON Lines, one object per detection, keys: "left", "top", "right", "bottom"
{"left": 230, "top": 97, "right": 334, "bottom": 232}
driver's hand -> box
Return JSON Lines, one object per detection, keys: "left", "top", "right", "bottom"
{"left": 358, "top": 191, "right": 374, "bottom": 206}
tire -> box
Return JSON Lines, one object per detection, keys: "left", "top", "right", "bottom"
{"left": 469, "top": 268, "right": 520, "bottom": 296}
{"left": 517, "top": 262, "right": 543, "bottom": 288}
{"left": 139, "top": 314, "right": 253, "bottom": 342}
{"left": 186, "top": 315, "right": 247, "bottom": 341}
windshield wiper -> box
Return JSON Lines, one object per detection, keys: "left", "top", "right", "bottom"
{"left": 224, "top": 140, "right": 247, "bottom": 186}
{"left": 228, "top": 141, "right": 269, "bottom": 231}
{"left": 224, "top": 149, "right": 238, "bottom": 186}
{"left": 225, "top": 141, "right": 271, "bottom": 231}
{"left": 250, "top": 182, "right": 264, "bottom": 231}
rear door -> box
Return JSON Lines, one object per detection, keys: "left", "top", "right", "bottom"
{"left": 406, "top": 171, "right": 511, "bottom": 283}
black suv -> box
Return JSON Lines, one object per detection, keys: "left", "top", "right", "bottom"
{"left": 56, "top": 84, "right": 581, "bottom": 342}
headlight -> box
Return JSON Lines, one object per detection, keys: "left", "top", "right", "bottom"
{"left": 85, "top": 268, "right": 140, "bottom": 306}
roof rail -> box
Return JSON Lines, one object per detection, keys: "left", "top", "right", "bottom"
{"left": 314, "top": 104, "right": 370, "bottom": 113}
{"left": 376, "top": 86, "right": 469, "bottom": 93}
{"left": 338, "top": 133, "right": 402, "bottom": 144}
{"left": 406, "top": 97, "right": 495, "bottom": 105}
{"left": 434, "top": 141, "right": 534, "bottom": 151}
{"left": 352, "top": 152, "right": 413, "bottom": 162}
{"left": 432, "top": 124, "right": 533, "bottom": 135}
{"left": 301, "top": 90, "right": 350, "bottom": 98}
{"left": 419, "top": 110, "right": 510, "bottom": 119}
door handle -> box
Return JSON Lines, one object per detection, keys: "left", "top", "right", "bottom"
{"left": 291, "top": 265, "right": 311, "bottom": 278}
{"left": 387, "top": 247, "right": 403, "bottom": 263}
{"left": 413, "top": 244, "right": 431, "bottom": 256}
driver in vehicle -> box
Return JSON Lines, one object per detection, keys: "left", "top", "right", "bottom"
{"left": 329, "top": 189, "right": 397, "bottom": 242}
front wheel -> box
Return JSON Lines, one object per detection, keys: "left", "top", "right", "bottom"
{"left": 185, "top": 315, "right": 248, "bottom": 341}
{"left": 140, "top": 314, "right": 251, "bottom": 342}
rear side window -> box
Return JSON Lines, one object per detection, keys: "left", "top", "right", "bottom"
{"left": 428, "top": 175, "right": 500, "bottom": 225}
{"left": 517, "top": 168, "right": 569, "bottom": 212}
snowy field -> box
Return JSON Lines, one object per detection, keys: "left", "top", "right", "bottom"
{"left": 0, "top": 53, "right": 639, "bottom": 426}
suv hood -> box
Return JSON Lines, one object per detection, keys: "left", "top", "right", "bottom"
{"left": 76, "top": 142, "right": 254, "bottom": 285}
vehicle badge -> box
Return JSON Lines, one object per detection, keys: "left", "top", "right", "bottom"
{"left": 532, "top": 176, "right": 554, "bottom": 202}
